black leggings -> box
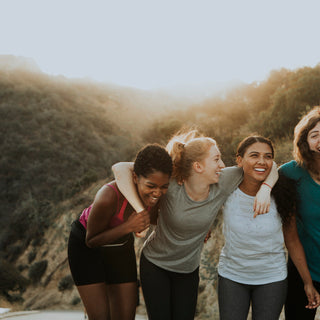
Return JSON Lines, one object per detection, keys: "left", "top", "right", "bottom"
{"left": 218, "top": 275, "right": 287, "bottom": 320}
{"left": 285, "top": 257, "right": 320, "bottom": 320}
{"left": 140, "top": 253, "right": 199, "bottom": 320}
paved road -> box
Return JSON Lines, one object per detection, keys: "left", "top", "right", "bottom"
{"left": 0, "top": 310, "right": 147, "bottom": 319}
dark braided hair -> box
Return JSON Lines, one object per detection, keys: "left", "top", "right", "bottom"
{"left": 133, "top": 144, "right": 173, "bottom": 178}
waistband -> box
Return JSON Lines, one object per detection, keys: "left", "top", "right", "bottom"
{"left": 71, "top": 219, "right": 132, "bottom": 247}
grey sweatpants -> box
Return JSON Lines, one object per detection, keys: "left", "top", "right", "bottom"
{"left": 218, "top": 275, "right": 287, "bottom": 320}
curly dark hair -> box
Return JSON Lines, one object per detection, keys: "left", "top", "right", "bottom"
{"left": 133, "top": 144, "right": 173, "bottom": 178}
{"left": 271, "top": 172, "right": 299, "bottom": 227}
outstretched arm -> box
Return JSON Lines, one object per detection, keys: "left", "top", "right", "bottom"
{"left": 253, "top": 161, "right": 278, "bottom": 217}
{"left": 284, "top": 216, "right": 320, "bottom": 309}
{"left": 112, "top": 162, "right": 145, "bottom": 213}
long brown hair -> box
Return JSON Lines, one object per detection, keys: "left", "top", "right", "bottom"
{"left": 293, "top": 106, "right": 320, "bottom": 174}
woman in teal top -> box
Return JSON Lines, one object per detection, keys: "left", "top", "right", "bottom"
{"left": 280, "top": 106, "right": 320, "bottom": 319}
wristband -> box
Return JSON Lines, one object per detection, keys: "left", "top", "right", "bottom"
{"left": 262, "top": 182, "right": 272, "bottom": 189}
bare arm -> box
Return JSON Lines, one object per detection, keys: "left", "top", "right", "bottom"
{"left": 112, "top": 161, "right": 277, "bottom": 217}
{"left": 254, "top": 161, "right": 278, "bottom": 217}
{"left": 112, "top": 162, "right": 145, "bottom": 213}
{"left": 283, "top": 216, "right": 320, "bottom": 309}
{"left": 85, "top": 185, "right": 149, "bottom": 247}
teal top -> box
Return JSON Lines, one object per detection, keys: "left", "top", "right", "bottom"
{"left": 280, "top": 160, "right": 320, "bottom": 282}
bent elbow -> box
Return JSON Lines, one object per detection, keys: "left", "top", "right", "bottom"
{"left": 85, "top": 237, "right": 96, "bottom": 248}
{"left": 112, "top": 162, "right": 122, "bottom": 174}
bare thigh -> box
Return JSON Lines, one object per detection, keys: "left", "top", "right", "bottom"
{"left": 107, "top": 282, "right": 138, "bottom": 320}
{"left": 77, "top": 282, "right": 110, "bottom": 320}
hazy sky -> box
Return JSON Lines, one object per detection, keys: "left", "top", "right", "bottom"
{"left": 1, "top": 0, "right": 320, "bottom": 90}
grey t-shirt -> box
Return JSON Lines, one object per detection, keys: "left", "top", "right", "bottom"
{"left": 143, "top": 166, "right": 243, "bottom": 273}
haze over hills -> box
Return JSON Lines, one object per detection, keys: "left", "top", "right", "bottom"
{"left": 0, "top": 55, "right": 243, "bottom": 107}
{"left": 154, "top": 78, "right": 245, "bottom": 104}
{"left": 0, "top": 55, "right": 41, "bottom": 73}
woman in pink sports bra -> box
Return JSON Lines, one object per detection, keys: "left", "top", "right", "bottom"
{"left": 67, "top": 144, "right": 172, "bottom": 320}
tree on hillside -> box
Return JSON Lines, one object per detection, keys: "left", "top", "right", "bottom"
{"left": 248, "top": 65, "right": 320, "bottom": 139}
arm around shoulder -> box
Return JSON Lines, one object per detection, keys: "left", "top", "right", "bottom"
{"left": 112, "top": 162, "right": 145, "bottom": 213}
{"left": 253, "top": 161, "right": 278, "bottom": 216}
{"left": 219, "top": 166, "right": 243, "bottom": 192}
{"left": 263, "top": 161, "right": 279, "bottom": 188}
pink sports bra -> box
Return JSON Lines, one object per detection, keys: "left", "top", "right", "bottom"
{"left": 79, "top": 184, "right": 128, "bottom": 229}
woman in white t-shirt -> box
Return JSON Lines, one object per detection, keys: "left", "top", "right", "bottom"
{"left": 217, "top": 135, "right": 320, "bottom": 320}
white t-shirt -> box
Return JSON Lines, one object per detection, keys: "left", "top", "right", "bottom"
{"left": 218, "top": 188, "right": 287, "bottom": 285}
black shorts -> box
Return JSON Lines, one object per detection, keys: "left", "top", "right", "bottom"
{"left": 67, "top": 220, "right": 137, "bottom": 286}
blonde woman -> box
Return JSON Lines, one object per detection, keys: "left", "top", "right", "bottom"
{"left": 112, "top": 130, "right": 277, "bottom": 320}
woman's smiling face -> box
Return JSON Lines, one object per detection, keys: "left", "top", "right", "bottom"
{"left": 237, "top": 142, "right": 274, "bottom": 184}
{"left": 200, "top": 145, "right": 225, "bottom": 184}
{"left": 307, "top": 121, "right": 320, "bottom": 157}
{"left": 133, "top": 170, "right": 170, "bottom": 207}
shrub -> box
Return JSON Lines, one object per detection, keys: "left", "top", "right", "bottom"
{"left": 17, "top": 264, "right": 29, "bottom": 272}
{"left": 5, "top": 243, "right": 24, "bottom": 262}
{"left": 0, "top": 259, "right": 28, "bottom": 296}
{"left": 7, "top": 293, "right": 24, "bottom": 303}
{"left": 58, "top": 275, "right": 74, "bottom": 291}
{"left": 28, "top": 260, "right": 48, "bottom": 283}
{"left": 31, "top": 237, "right": 44, "bottom": 247}
{"left": 71, "top": 296, "right": 81, "bottom": 305}
{"left": 28, "top": 249, "right": 37, "bottom": 264}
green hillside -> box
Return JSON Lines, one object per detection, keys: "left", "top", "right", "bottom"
{"left": 0, "top": 70, "right": 141, "bottom": 256}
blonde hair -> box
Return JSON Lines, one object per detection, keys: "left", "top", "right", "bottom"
{"left": 166, "top": 130, "right": 217, "bottom": 182}
{"left": 293, "top": 106, "right": 320, "bottom": 174}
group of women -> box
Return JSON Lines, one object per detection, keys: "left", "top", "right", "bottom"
{"left": 67, "top": 106, "right": 320, "bottom": 320}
